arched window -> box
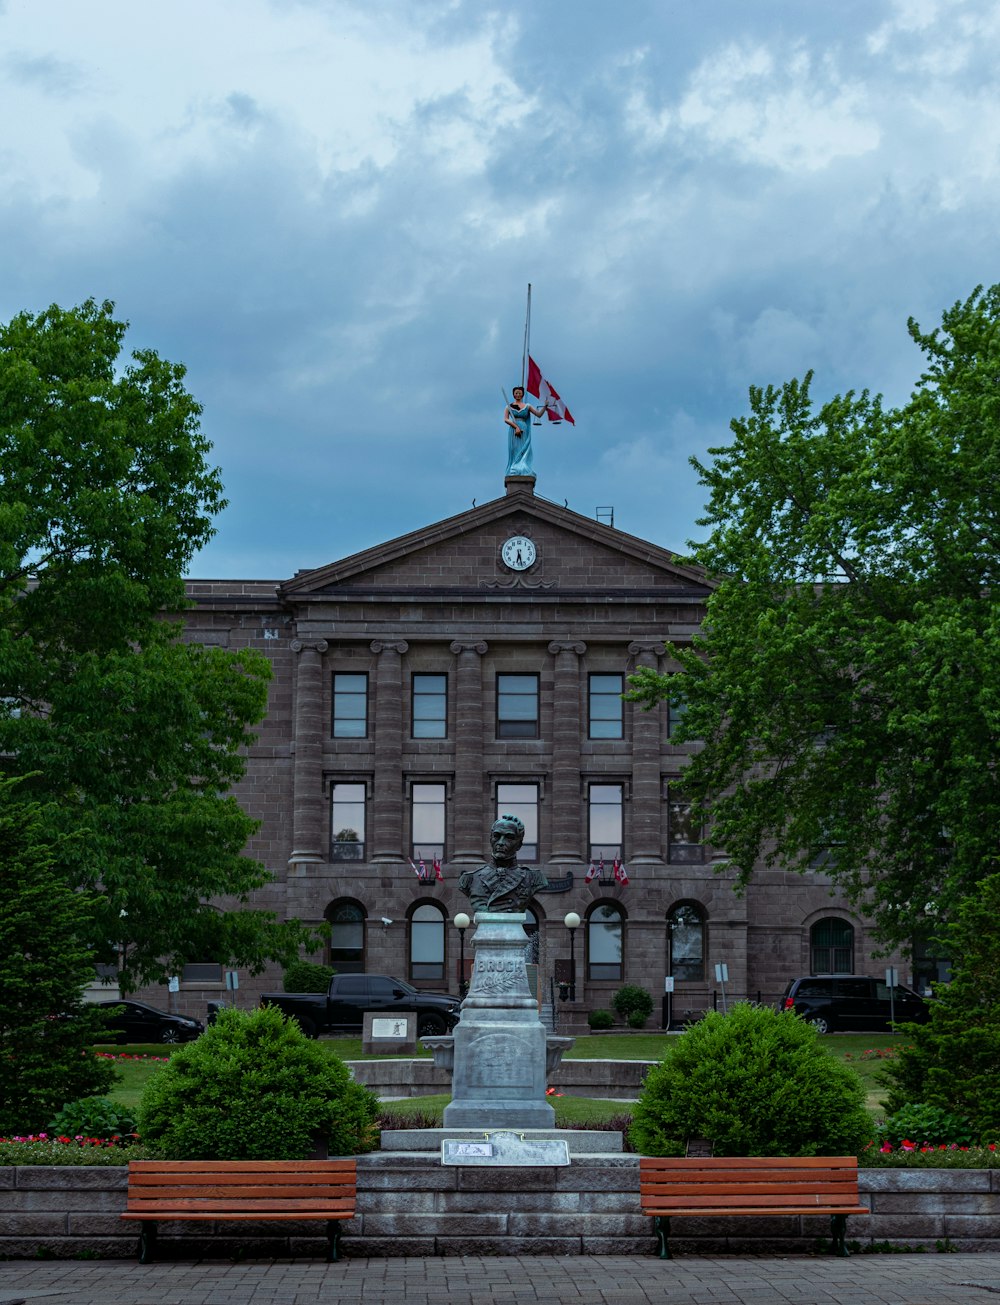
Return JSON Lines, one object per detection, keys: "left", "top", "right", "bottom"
{"left": 811, "top": 917, "right": 854, "bottom": 974}
{"left": 325, "top": 899, "right": 366, "bottom": 973}
{"left": 587, "top": 902, "right": 624, "bottom": 981}
{"left": 410, "top": 902, "right": 446, "bottom": 981}
{"left": 523, "top": 906, "right": 540, "bottom": 967}
{"left": 668, "top": 903, "right": 706, "bottom": 982}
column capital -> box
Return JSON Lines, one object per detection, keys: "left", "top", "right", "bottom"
{"left": 290, "top": 638, "right": 329, "bottom": 654}
{"left": 627, "top": 640, "right": 666, "bottom": 657}
{"left": 450, "top": 640, "right": 489, "bottom": 656}
{"left": 548, "top": 640, "right": 587, "bottom": 656}
{"left": 370, "top": 639, "right": 409, "bottom": 655}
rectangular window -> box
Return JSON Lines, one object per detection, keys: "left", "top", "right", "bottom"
{"left": 332, "top": 673, "right": 368, "bottom": 738}
{"left": 496, "top": 782, "right": 538, "bottom": 860}
{"left": 497, "top": 673, "right": 539, "bottom": 739}
{"left": 667, "top": 697, "right": 686, "bottom": 738}
{"left": 411, "top": 782, "right": 446, "bottom": 861}
{"left": 412, "top": 673, "right": 447, "bottom": 739}
{"left": 331, "top": 782, "right": 366, "bottom": 861}
{"left": 589, "top": 674, "right": 623, "bottom": 739}
{"left": 180, "top": 963, "right": 223, "bottom": 983}
{"left": 588, "top": 783, "right": 623, "bottom": 862}
{"left": 667, "top": 783, "right": 703, "bottom": 863}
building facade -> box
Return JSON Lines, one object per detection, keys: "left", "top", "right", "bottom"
{"left": 154, "top": 476, "right": 903, "bottom": 1025}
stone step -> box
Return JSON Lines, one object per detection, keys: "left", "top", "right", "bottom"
{"left": 378, "top": 1127, "right": 623, "bottom": 1154}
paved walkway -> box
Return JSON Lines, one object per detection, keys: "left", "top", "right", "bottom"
{"left": 2, "top": 1255, "right": 1000, "bottom": 1304}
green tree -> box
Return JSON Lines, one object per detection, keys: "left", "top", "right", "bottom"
{"left": 629, "top": 285, "right": 1000, "bottom": 947}
{"left": 880, "top": 874, "right": 1000, "bottom": 1137}
{"left": 0, "top": 300, "right": 312, "bottom": 987}
{"left": 0, "top": 778, "right": 117, "bottom": 1135}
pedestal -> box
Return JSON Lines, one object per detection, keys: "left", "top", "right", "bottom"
{"left": 439, "top": 911, "right": 572, "bottom": 1129}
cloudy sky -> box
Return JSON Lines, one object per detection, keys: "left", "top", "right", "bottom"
{"left": 2, "top": 0, "right": 998, "bottom": 577}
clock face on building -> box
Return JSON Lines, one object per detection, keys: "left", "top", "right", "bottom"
{"left": 501, "top": 535, "right": 537, "bottom": 571}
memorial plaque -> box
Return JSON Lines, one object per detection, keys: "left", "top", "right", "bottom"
{"left": 362, "top": 1010, "right": 417, "bottom": 1054}
{"left": 442, "top": 1130, "right": 570, "bottom": 1167}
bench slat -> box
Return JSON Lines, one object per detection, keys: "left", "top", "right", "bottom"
{"left": 128, "top": 1160, "right": 356, "bottom": 1171}
{"left": 641, "top": 1156, "right": 858, "bottom": 1168}
{"left": 122, "top": 1210, "right": 356, "bottom": 1222}
{"left": 128, "top": 1171, "right": 350, "bottom": 1187}
{"left": 641, "top": 1180, "right": 860, "bottom": 1197}
{"left": 127, "top": 1183, "right": 354, "bottom": 1200}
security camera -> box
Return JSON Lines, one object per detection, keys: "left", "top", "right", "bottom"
{"left": 381, "top": 917, "right": 393, "bottom": 927}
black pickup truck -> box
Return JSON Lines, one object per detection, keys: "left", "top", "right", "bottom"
{"left": 262, "top": 973, "right": 461, "bottom": 1038}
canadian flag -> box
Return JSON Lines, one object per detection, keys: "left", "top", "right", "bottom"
{"left": 585, "top": 861, "right": 598, "bottom": 883}
{"left": 614, "top": 858, "right": 630, "bottom": 887}
{"left": 433, "top": 857, "right": 444, "bottom": 882}
{"left": 527, "top": 356, "right": 575, "bottom": 425}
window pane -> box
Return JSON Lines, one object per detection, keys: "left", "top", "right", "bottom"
{"left": 497, "top": 782, "right": 538, "bottom": 860}
{"left": 411, "top": 904, "right": 445, "bottom": 980}
{"left": 589, "top": 674, "right": 623, "bottom": 739}
{"left": 413, "top": 673, "right": 447, "bottom": 739}
{"left": 412, "top": 783, "right": 446, "bottom": 859}
{"left": 181, "top": 963, "right": 223, "bottom": 983}
{"left": 587, "top": 904, "right": 623, "bottom": 980}
{"left": 333, "top": 673, "right": 367, "bottom": 738}
{"left": 331, "top": 783, "right": 365, "bottom": 861}
{"left": 669, "top": 905, "right": 704, "bottom": 982}
{"left": 497, "top": 674, "right": 538, "bottom": 738}
{"left": 589, "top": 784, "right": 623, "bottom": 860}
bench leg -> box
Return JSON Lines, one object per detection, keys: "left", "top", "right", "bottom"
{"left": 653, "top": 1215, "right": 672, "bottom": 1260}
{"left": 830, "top": 1213, "right": 849, "bottom": 1257}
{"left": 327, "top": 1219, "right": 342, "bottom": 1263}
{"left": 138, "top": 1222, "right": 158, "bottom": 1265}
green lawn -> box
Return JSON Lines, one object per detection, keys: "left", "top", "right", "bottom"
{"left": 100, "top": 1030, "right": 904, "bottom": 1115}
{"left": 380, "top": 1094, "right": 631, "bottom": 1127}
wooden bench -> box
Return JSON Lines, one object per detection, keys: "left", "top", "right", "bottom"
{"left": 121, "top": 1159, "right": 357, "bottom": 1263}
{"left": 640, "top": 1156, "right": 868, "bottom": 1259}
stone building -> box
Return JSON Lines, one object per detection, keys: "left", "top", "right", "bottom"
{"left": 158, "top": 475, "right": 903, "bottom": 1025}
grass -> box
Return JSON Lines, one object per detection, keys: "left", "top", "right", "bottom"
{"left": 98, "top": 1030, "right": 903, "bottom": 1117}
{"left": 380, "top": 1093, "right": 630, "bottom": 1127}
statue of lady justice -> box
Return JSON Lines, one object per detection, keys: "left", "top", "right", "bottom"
{"left": 503, "top": 386, "right": 547, "bottom": 477}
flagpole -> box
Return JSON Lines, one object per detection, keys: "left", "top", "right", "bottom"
{"left": 521, "top": 283, "right": 531, "bottom": 390}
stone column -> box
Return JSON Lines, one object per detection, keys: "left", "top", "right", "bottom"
{"left": 450, "top": 640, "right": 488, "bottom": 864}
{"left": 370, "top": 639, "right": 408, "bottom": 863}
{"left": 288, "top": 638, "right": 329, "bottom": 868}
{"left": 628, "top": 640, "right": 666, "bottom": 865}
{"left": 547, "top": 640, "right": 586, "bottom": 865}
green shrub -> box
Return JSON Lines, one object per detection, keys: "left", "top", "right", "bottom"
{"left": 48, "top": 1096, "right": 135, "bottom": 1140}
{"left": 136, "top": 1005, "right": 378, "bottom": 1160}
{"left": 282, "top": 960, "right": 336, "bottom": 993}
{"left": 588, "top": 1009, "right": 615, "bottom": 1031}
{"left": 613, "top": 985, "right": 654, "bottom": 1026}
{"left": 876, "top": 1103, "right": 978, "bottom": 1148}
{"left": 629, "top": 1002, "right": 873, "bottom": 1157}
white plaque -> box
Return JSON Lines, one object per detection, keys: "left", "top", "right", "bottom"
{"left": 370, "top": 1017, "right": 410, "bottom": 1039}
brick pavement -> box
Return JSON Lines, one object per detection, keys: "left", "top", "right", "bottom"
{"left": 2, "top": 1255, "right": 1000, "bottom": 1305}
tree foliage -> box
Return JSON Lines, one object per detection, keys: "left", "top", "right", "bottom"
{"left": 0, "top": 300, "right": 312, "bottom": 986}
{"left": 629, "top": 285, "right": 1000, "bottom": 946}
{"left": 879, "top": 874, "right": 1000, "bottom": 1137}
{"left": 0, "top": 779, "right": 117, "bottom": 1135}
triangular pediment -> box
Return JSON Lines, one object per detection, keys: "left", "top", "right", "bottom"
{"left": 279, "top": 490, "right": 711, "bottom": 599}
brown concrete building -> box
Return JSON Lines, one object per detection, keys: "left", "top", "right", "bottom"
{"left": 158, "top": 476, "right": 901, "bottom": 1026}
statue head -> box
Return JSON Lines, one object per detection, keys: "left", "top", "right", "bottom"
{"left": 512, "top": 385, "right": 525, "bottom": 400}
{"left": 490, "top": 813, "right": 525, "bottom": 865}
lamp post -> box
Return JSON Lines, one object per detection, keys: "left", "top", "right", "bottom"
{"left": 564, "top": 911, "right": 581, "bottom": 1002}
{"left": 454, "top": 912, "right": 471, "bottom": 998}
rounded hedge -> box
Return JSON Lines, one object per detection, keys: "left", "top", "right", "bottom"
{"left": 136, "top": 1005, "right": 378, "bottom": 1160}
{"left": 613, "top": 985, "right": 653, "bottom": 1027}
{"left": 629, "top": 1002, "right": 874, "bottom": 1157}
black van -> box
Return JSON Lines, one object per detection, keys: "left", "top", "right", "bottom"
{"left": 780, "top": 975, "right": 930, "bottom": 1034}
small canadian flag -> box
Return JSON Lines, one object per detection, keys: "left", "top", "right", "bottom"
{"left": 614, "top": 858, "right": 630, "bottom": 887}
{"left": 433, "top": 858, "right": 444, "bottom": 882}
{"left": 585, "top": 861, "right": 598, "bottom": 883}
{"left": 527, "top": 356, "right": 574, "bottom": 425}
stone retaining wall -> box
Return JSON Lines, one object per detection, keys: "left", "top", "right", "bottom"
{"left": 345, "top": 1057, "right": 653, "bottom": 1100}
{"left": 1, "top": 1164, "right": 998, "bottom": 1258}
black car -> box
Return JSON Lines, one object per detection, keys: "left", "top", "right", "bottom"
{"left": 94, "top": 1000, "right": 204, "bottom": 1044}
{"left": 780, "top": 975, "right": 930, "bottom": 1034}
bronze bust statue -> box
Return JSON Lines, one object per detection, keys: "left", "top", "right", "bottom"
{"left": 457, "top": 814, "right": 548, "bottom": 913}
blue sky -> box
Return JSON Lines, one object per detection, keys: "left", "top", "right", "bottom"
{"left": 2, "top": 0, "right": 998, "bottom": 577}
